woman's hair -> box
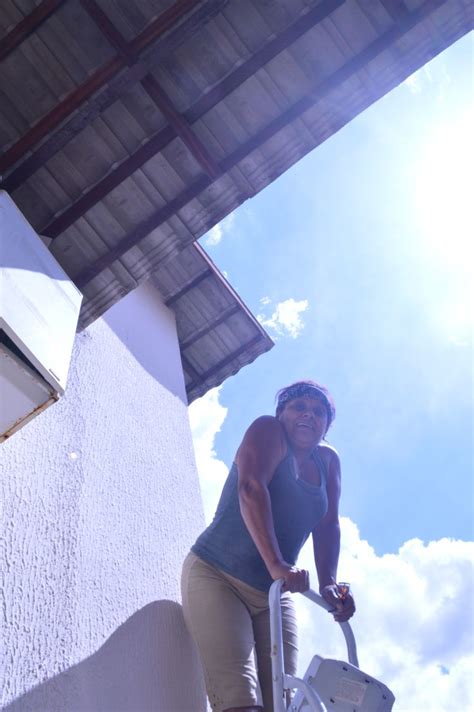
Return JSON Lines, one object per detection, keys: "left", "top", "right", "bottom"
{"left": 275, "top": 380, "right": 336, "bottom": 433}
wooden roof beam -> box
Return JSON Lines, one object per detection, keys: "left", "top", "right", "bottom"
{"left": 35, "top": 0, "right": 344, "bottom": 237}
{"left": 380, "top": 0, "right": 411, "bottom": 22}
{"left": 179, "top": 305, "right": 241, "bottom": 350}
{"left": 141, "top": 74, "right": 221, "bottom": 179}
{"left": 0, "top": 55, "right": 125, "bottom": 172}
{"left": 71, "top": 0, "right": 451, "bottom": 291}
{"left": 0, "top": 0, "right": 204, "bottom": 173}
{"left": 78, "top": 1, "right": 219, "bottom": 184}
{"left": 1, "top": 0, "right": 340, "bottom": 195}
{"left": 0, "top": 0, "right": 66, "bottom": 62}
{"left": 164, "top": 268, "right": 213, "bottom": 306}
{"left": 185, "top": 0, "right": 347, "bottom": 123}
{"left": 185, "top": 333, "right": 266, "bottom": 393}
{"left": 38, "top": 126, "right": 175, "bottom": 238}
{"left": 79, "top": 0, "right": 133, "bottom": 62}
{"left": 128, "top": 0, "right": 203, "bottom": 56}
{"left": 74, "top": 174, "right": 212, "bottom": 288}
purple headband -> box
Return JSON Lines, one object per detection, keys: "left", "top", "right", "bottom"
{"left": 277, "top": 384, "right": 335, "bottom": 426}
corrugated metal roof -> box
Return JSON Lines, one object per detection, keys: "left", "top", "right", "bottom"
{"left": 152, "top": 241, "right": 273, "bottom": 401}
{"left": 0, "top": 0, "right": 471, "bottom": 401}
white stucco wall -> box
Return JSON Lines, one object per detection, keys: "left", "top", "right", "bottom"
{"left": 0, "top": 281, "right": 207, "bottom": 712}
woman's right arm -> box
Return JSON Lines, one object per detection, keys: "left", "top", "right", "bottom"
{"left": 235, "top": 416, "right": 309, "bottom": 593}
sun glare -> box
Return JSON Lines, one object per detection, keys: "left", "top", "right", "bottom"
{"left": 415, "top": 109, "right": 472, "bottom": 268}
{"left": 414, "top": 108, "right": 473, "bottom": 344}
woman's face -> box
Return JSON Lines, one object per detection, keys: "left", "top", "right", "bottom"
{"left": 278, "top": 396, "right": 328, "bottom": 451}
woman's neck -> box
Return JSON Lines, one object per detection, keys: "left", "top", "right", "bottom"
{"left": 292, "top": 445, "right": 315, "bottom": 464}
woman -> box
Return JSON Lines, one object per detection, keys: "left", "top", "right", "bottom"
{"left": 182, "top": 380, "right": 355, "bottom": 712}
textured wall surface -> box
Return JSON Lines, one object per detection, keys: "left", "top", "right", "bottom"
{"left": 0, "top": 282, "right": 207, "bottom": 711}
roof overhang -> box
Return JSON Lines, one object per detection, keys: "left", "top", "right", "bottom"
{"left": 151, "top": 241, "right": 273, "bottom": 402}
{"left": 0, "top": 0, "right": 471, "bottom": 400}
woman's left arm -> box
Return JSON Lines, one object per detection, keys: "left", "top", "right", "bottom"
{"left": 312, "top": 446, "right": 355, "bottom": 622}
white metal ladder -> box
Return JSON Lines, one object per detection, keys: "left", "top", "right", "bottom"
{"left": 269, "top": 579, "right": 395, "bottom": 712}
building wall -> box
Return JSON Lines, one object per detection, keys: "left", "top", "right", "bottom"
{"left": 0, "top": 281, "right": 207, "bottom": 712}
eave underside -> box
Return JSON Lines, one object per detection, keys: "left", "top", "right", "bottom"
{"left": 0, "top": 0, "right": 471, "bottom": 400}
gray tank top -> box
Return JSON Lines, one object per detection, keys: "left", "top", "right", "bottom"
{"left": 192, "top": 447, "right": 329, "bottom": 591}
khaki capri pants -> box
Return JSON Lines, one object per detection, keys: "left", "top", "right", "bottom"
{"left": 181, "top": 551, "right": 298, "bottom": 712}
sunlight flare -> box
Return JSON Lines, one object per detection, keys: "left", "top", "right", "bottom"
{"left": 414, "top": 108, "right": 473, "bottom": 344}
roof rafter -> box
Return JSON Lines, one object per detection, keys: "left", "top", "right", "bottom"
{"left": 0, "top": 0, "right": 205, "bottom": 173}
{"left": 380, "top": 0, "right": 410, "bottom": 21}
{"left": 179, "top": 305, "right": 241, "bottom": 350}
{"left": 74, "top": 174, "right": 212, "bottom": 287}
{"left": 0, "top": 0, "right": 66, "bottom": 62}
{"left": 1, "top": 0, "right": 341, "bottom": 196}
{"left": 73, "top": 0, "right": 449, "bottom": 291}
{"left": 164, "top": 269, "right": 213, "bottom": 306}
{"left": 185, "top": 333, "right": 264, "bottom": 394}
{"left": 81, "top": 0, "right": 221, "bottom": 178}
{"left": 141, "top": 74, "right": 222, "bottom": 179}
{"left": 79, "top": 0, "right": 134, "bottom": 62}
{"left": 34, "top": 0, "right": 345, "bottom": 236}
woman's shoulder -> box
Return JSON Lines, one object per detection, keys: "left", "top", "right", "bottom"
{"left": 237, "top": 415, "right": 288, "bottom": 460}
{"left": 248, "top": 414, "right": 282, "bottom": 430}
{"left": 316, "top": 442, "right": 340, "bottom": 470}
{"left": 243, "top": 415, "right": 287, "bottom": 443}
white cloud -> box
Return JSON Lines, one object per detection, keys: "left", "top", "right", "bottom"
{"left": 403, "top": 62, "right": 452, "bottom": 103}
{"left": 203, "top": 213, "right": 236, "bottom": 247}
{"left": 297, "top": 523, "right": 474, "bottom": 711}
{"left": 189, "top": 390, "right": 474, "bottom": 712}
{"left": 404, "top": 72, "right": 422, "bottom": 95}
{"left": 205, "top": 223, "right": 222, "bottom": 246}
{"left": 403, "top": 65, "right": 432, "bottom": 94}
{"left": 188, "top": 388, "right": 229, "bottom": 521}
{"left": 258, "top": 297, "right": 309, "bottom": 339}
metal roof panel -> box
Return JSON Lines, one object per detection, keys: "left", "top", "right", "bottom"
{"left": 0, "top": 0, "right": 470, "bottom": 401}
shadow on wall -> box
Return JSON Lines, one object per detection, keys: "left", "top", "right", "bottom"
{"left": 4, "top": 600, "right": 207, "bottom": 712}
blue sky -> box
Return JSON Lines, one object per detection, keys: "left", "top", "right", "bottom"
{"left": 189, "top": 33, "right": 473, "bottom": 711}
{"left": 198, "top": 33, "right": 473, "bottom": 554}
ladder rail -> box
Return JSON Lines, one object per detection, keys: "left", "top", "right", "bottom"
{"left": 301, "top": 587, "right": 359, "bottom": 667}
{"left": 269, "top": 579, "right": 359, "bottom": 712}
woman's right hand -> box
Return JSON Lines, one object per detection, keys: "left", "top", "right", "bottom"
{"left": 270, "top": 562, "right": 310, "bottom": 593}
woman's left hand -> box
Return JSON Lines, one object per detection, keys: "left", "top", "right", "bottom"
{"left": 320, "top": 583, "right": 356, "bottom": 622}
